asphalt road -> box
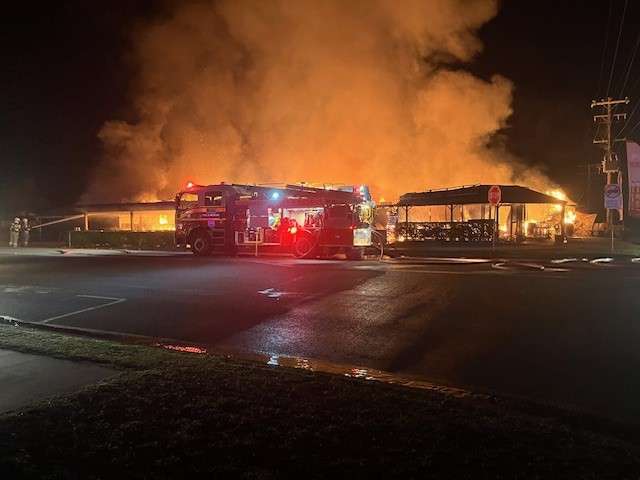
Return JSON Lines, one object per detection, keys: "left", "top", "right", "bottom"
{"left": 2, "top": 247, "right": 640, "bottom": 423}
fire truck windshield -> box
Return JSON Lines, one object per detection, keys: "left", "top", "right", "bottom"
{"left": 177, "top": 192, "right": 198, "bottom": 212}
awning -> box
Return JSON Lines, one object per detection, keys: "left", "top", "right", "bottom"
{"left": 397, "top": 184, "right": 566, "bottom": 206}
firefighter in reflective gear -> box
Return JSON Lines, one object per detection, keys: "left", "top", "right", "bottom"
{"left": 20, "top": 218, "right": 30, "bottom": 247}
{"left": 9, "top": 218, "right": 20, "bottom": 247}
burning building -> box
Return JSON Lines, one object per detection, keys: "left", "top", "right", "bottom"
{"left": 386, "top": 184, "right": 571, "bottom": 244}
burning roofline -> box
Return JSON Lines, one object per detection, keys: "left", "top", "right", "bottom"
{"left": 397, "top": 184, "right": 568, "bottom": 207}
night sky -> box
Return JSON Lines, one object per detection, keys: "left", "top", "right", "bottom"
{"left": 1, "top": 0, "right": 639, "bottom": 219}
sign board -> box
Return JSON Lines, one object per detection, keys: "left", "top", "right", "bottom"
{"left": 488, "top": 185, "right": 501, "bottom": 206}
{"left": 627, "top": 141, "right": 640, "bottom": 219}
{"left": 604, "top": 183, "right": 622, "bottom": 210}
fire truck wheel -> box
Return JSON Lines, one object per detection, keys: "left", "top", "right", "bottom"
{"left": 190, "top": 231, "right": 213, "bottom": 256}
{"left": 293, "top": 235, "right": 315, "bottom": 258}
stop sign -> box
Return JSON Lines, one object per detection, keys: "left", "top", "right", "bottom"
{"left": 488, "top": 185, "right": 501, "bottom": 206}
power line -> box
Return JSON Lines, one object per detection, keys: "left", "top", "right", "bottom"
{"left": 617, "top": 28, "right": 640, "bottom": 98}
{"left": 606, "top": 0, "right": 628, "bottom": 97}
{"left": 596, "top": 0, "right": 614, "bottom": 97}
{"left": 576, "top": 163, "right": 601, "bottom": 209}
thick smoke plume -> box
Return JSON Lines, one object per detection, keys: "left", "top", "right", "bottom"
{"left": 85, "top": 0, "right": 548, "bottom": 204}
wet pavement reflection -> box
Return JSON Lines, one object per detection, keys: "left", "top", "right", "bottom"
{"left": 156, "top": 342, "right": 493, "bottom": 401}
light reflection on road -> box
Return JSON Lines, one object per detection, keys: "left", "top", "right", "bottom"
{"left": 156, "top": 342, "right": 493, "bottom": 401}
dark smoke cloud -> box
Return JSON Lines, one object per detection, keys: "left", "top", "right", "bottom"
{"left": 84, "top": 0, "right": 549, "bottom": 204}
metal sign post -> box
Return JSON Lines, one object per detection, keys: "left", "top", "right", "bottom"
{"left": 493, "top": 205, "right": 499, "bottom": 251}
{"left": 604, "top": 183, "right": 622, "bottom": 252}
{"left": 488, "top": 186, "right": 502, "bottom": 251}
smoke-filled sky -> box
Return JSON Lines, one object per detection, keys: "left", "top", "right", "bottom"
{"left": 1, "top": 0, "right": 639, "bottom": 216}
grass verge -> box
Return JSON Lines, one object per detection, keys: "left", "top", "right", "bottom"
{"left": 1, "top": 324, "right": 640, "bottom": 479}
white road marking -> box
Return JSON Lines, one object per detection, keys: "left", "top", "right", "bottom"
{"left": 39, "top": 295, "right": 126, "bottom": 324}
{"left": 1, "top": 285, "right": 56, "bottom": 294}
{"left": 551, "top": 257, "right": 580, "bottom": 264}
{"left": 0, "top": 315, "right": 22, "bottom": 324}
{"left": 258, "top": 288, "right": 285, "bottom": 298}
{"left": 590, "top": 257, "right": 614, "bottom": 264}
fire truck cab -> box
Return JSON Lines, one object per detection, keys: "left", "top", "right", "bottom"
{"left": 175, "top": 183, "right": 374, "bottom": 259}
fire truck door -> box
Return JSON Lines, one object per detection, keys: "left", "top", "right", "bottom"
{"left": 249, "top": 205, "right": 270, "bottom": 228}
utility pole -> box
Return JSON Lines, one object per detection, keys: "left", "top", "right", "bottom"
{"left": 591, "top": 97, "right": 629, "bottom": 225}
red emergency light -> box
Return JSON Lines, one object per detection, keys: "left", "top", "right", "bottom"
{"left": 287, "top": 219, "right": 298, "bottom": 235}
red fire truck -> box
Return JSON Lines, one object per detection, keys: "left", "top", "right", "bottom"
{"left": 175, "top": 183, "right": 375, "bottom": 259}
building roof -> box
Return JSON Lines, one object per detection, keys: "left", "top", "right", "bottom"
{"left": 397, "top": 184, "right": 566, "bottom": 207}
{"left": 73, "top": 201, "right": 175, "bottom": 213}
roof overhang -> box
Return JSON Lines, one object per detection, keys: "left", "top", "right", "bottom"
{"left": 397, "top": 184, "right": 566, "bottom": 207}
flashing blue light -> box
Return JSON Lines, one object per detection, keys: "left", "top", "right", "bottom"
{"left": 356, "top": 185, "right": 371, "bottom": 201}
{"left": 271, "top": 191, "right": 281, "bottom": 200}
